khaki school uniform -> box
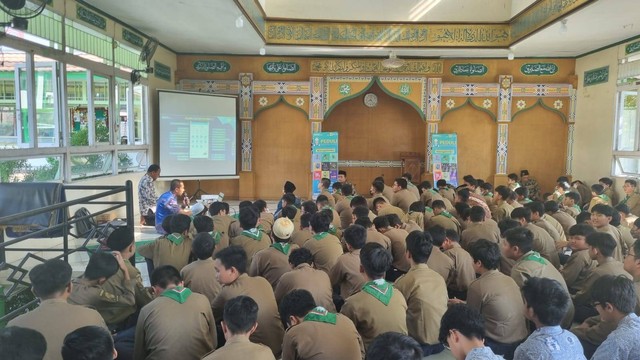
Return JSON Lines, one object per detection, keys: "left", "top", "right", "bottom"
{"left": 524, "top": 223, "right": 561, "bottom": 269}
{"left": 532, "top": 218, "right": 561, "bottom": 244}
{"left": 421, "top": 189, "right": 445, "bottom": 207}
{"left": 259, "top": 212, "right": 274, "bottom": 235}
{"left": 407, "top": 211, "right": 425, "bottom": 230}
{"left": 542, "top": 213, "right": 568, "bottom": 244}
{"left": 211, "top": 274, "right": 284, "bottom": 356}
{"left": 134, "top": 290, "right": 217, "bottom": 360}
{"left": 377, "top": 204, "right": 408, "bottom": 223}
{"left": 439, "top": 187, "right": 456, "bottom": 204}
{"left": 103, "top": 258, "right": 154, "bottom": 316}
{"left": 572, "top": 258, "right": 632, "bottom": 308}
{"left": 428, "top": 213, "right": 461, "bottom": 234}
{"left": 562, "top": 204, "right": 582, "bottom": 218}
{"left": 290, "top": 228, "right": 313, "bottom": 247}
{"left": 8, "top": 299, "right": 108, "bottom": 360}
{"left": 275, "top": 263, "right": 336, "bottom": 312}
{"left": 622, "top": 193, "right": 640, "bottom": 217}
{"left": 137, "top": 233, "right": 193, "bottom": 270}
{"left": 68, "top": 277, "right": 136, "bottom": 327}
{"left": 444, "top": 243, "right": 476, "bottom": 293}
{"left": 383, "top": 228, "right": 411, "bottom": 272}
{"left": 335, "top": 197, "right": 354, "bottom": 230}
{"left": 321, "top": 189, "right": 336, "bottom": 207}
{"left": 604, "top": 187, "right": 618, "bottom": 206}
{"left": 466, "top": 270, "right": 528, "bottom": 344}
{"left": 551, "top": 211, "right": 577, "bottom": 235}
{"left": 392, "top": 189, "right": 417, "bottom": 213}
{"left": 407, "top": 182, "right": 421, "bottom": 202}
{"left": 402, "top": 220, "right": 422, "bottom": 233}
{"left": 340, "top": 283, "right": 408, "bottom": 349}
{"left": 333, "top": 192, "right": 345, "bottom": 204}
{"left": 368, "top": 193, "right": 389, "bottom": 212}
{"left": 282, "top": 310, "right": 365, "bottom": 360}
{"left": 212, "top": 214, "right": 236, "bottom": 254}
{"left": 395, "top": 263, "right": 448, "bottom": 345}
{"left": 382, "top": 185, "right": 395, "bottom": 204}
{"left": 511, "top": 250, "right": 574, "bottom": 328}
{"left": 492, "top": 201, "right": 514, "bottom": 223}
{"left": 427, "top": 247, "right": 455, "bottom": 284}
{"left": 249, "top": 244, "right": 299, "bottom": 289}
{"left": 618, "top": 225, "right": 635, "bottom": 255}
{"left": 330, "top": 249, "right": 366, "bottom": 299}
{"left": 202, "top": 337, "right": 275, "bottom": 360}
{"left": 180, "top": 258, "right": 222, "bottom": 307}
{"left": 596, "top": 225, "right": 625, "bottom": 261}
{"left": 230, "top": 230, "right": 271, "bottom": 268}
{"left": 366, "top": 227, "right": 392, "bottom": 250}
{"left": 303, "top": 232, "right": 344, "bottom": 274}
{"left": 561, "top": 249, "right": 596, "bottom": 294}
{"left": 423, "top": 208, "right": 435, "bottom": 229}
{"left": 460, "top": 221, "right": 501, "bottom": 249}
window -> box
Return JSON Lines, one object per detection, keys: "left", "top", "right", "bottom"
{"left": 613, "top": 85, "right": 640, "bottom": 175}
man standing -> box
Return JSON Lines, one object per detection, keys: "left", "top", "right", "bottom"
{"left": 138, "top": 164, "right": 160, "bottom": 226}
{"left": 155, "top": 179, "right": 191, "bottom": 234}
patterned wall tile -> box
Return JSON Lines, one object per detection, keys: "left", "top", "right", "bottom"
{"left": 497, "top": 124, "right": 509, "bottom": 174}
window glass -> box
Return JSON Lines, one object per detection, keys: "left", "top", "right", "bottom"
{"left": 93, "top": 74, "right": 110, "bottom": 144}
{"left": 68, "top": 64, "right": 88, "bottom": 146}
{"left": 616, "top": 90, "right": 638, "bottom": 151}
{"left": 70, "top": 152, "right": 113, "bottom": 180}
{"left": 133, "top": 84, "right": 146, "bottom": 145}
{"left": 0, "top": 155, "right": 62, "bottom": 182}
{"left": 34, "top": 56, "right": 59, "bottom": 147}
{"left": 118, "top": 150, "right": 147, "bottom": 173}
{"left": 115, "top": 77, "right": 130, "bottom": 144}
{"left": 0, "top": 46, "right": 24, "bottom": 149}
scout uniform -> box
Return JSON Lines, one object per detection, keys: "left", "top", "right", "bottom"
{"left": 249, "top": 243, "right": 299, "bottom": 289}
{"left": 202, "top": 337, "right": 275, "bottom": 360}
{"left": 68, "top": 277, "right": 136, "bottom": 328}
{"left": 377, "top": 203, "right": 408, "bottom": 223}
{"left": 407, "top": 182, "right": 421, "bottom": 201}
{"left": 282, "top": 307, "right": 365, "bottom": 360}
{"left": 492, "top": 202, "right": 514, "bottom": 223}
{"left": 621, "top": 193, "right": 640, "bottom": 217}
{"left": 550, "top": 210, "right": 577, "bottom": 235}
{"left": 391, "top": 189, "right": 417, "bottom": 214}
{"left": 466, "top": 270, "right": 528, "bottom": 345}
{"left": 274, "top": 263, "right": 336, "bottom": 312}
{"left": 427, "top": 247, "right": 455, "bottom": 284}
{"left": 402, "top": 220, "right": 423, "bottom": 234}
{"left": 320, "top": 205, "right": 342, "bottom": 232}
{"left": 522, "top": 178, "right": 541, "bottom": 201}
{"left": 230, "top": 228, "right": 270, "bottom": 268}
{"left": 561, "top": 248, "right": 596, "bottom": 294}
{"left": 562, "top": 204, "right": 582, "bottom": 218}
{"left": 524, "top": 223, "right": 561, "bottom": 269}
{"left": 321, "top": 189, "right": 336, "bottom": 207}
{"left": 572, "top": 258, "right": 632, "bottom": 308}
{"left": 289, "top": 228, "right": 313, "bottom": 249}
{"left": 8, "top": 299, "right": 108, "bottom": 360}
{"left": 137, "top": 233, "right": 193, "bottom": 271}
{"left": 406, "top": 211, "right": 425, "bottom": 230}
{"left": 211, "top": 273, "right": 284, "bottom": 356}
{"left": 618, "top": 224, "right": 635, "bottom": 255}
{"left": 382, "top": 184, "right": 395, "bottom": 204}
{"left": 383, "top": 228, "right": 411, "bottom": 272}
{"left": 340, "top": 279, "right": 408, "bottom": 349}
{"left": 303, "top": 232, "right": 344, "bottom": 274}
{"left": 258, "top": 211, "right": 274, "bottom": 235}
{"left": 421, "top": 188, "right": 445, "bottom": 207}
{"left": 212, "top": 214, "right": 237, "bottom": 254}
{"left": 103, "top": 258, "right": 154, "bottom": 316}
{"left": 329, "top": 248, "right": 366, "bottom": 299}
{"left": 460, "top": 221, "right": 501, "bottom": 249}
{"left": 368, "top": 193, "right": 389, "bottom": 212}
{"left": 439, "top": 187, "right": 457, "bottom": 204}
{"left": 510, "top": 250, "right": 574, "bottom": 328}
{"left": 604, "top": 187, "right": 618, "bottom": 206}
{"left": 134, "top": 287, "right": 217, "bottom": 360}
{"left": 394, "top": 263, "right": 448, "bottom": 346}
{"left": 595, "top": 225, "right": 625, "bottom": 261}
{"left": 335, "top": 196, "right": 354, "bottom": 230}
{"left": 365, "top": 227, "right": 392, "bottom": 250}
{"left": 423, "top": 207, "right": 435, "bottom": 229}
{"left": 428, "top": 211, "right": 461, "bottom": 234}
{"left": 532, "top": 218, "right": 561, "bottom": 244}
{"left": 588, "top": 194, "right": 610, "bottom": 212}
{"left": 180, "top": 257, "right": 223, "bottom": 307}
{"left": 444, "top": 243, "right": 476, "bottom": 295}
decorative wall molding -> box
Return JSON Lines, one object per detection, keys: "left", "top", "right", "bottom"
{"left": 497, "top": 75, "right": 513, "bottom": 122}
{"left": 511, "top": 83, "right": 571, "bottom": 97}
{"left": 241, "top": 120, "right": 252, "bottom": 171}
{"left": 252, "top": 81, "right": 310, "bottom": 95}
{"left": 427, "top": 122, "right": 438, "bottom": 170}
{"left": 566, "top": 123, "right": 575, "bottom": 175}
{"left": 311, "top": 59, "right": 443, "bottom": 75}
{"left": 426, "top": 78, "right": 442, "bottom": 122}
{"left": 441, "top": 83, "right": 499, "bottom": 97}
{"left": 309, "top": 77, "right": 325, "bottom": 120}
{"left": 178, "top": 79, "right": 240, "bottom": 94}
{"left": 338, "top": 160, "right": 404, "bottom": 168}
{"left": 239, "top": 73, "right": 253, "bottom": 120}
{"left": 497, "top": 124, "right": 509, "bottom": 174}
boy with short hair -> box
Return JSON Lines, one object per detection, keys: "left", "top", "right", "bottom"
{"left": 590, "top": 276, "right": 640, "bottom": 360}
{"left": 330, "top": 224, "right": 367, "bottom": 300}
{"left": 562, "top": 191, "right": 582, "bottom": 218}
{"left": 591, "top": 204, "right": 625, "bottom": 261}
{"left": 138, "top": 213, "right": 194, "bottom": 270}
{"left": 254, "top": 199, "right": 273, "bottom": 235}
{"left": 355, "top": 216, "right": 392, "bottom": 250}
{"left": 514, "top": 278, "right": 586, "bottom": 360}
{"left": 562, "top": 224, "right": 597, "bottom": 294}
{"left": 374, "top": 215, "right": 410, "bottom": 280}
{"left": 303, "top": 210, "right": 344, "bottom": 274}
{"left": 208, "top": 201, "right": 238, "bottom": 252}
{"left": 589, "top": 184, "right": 611, "bottom": 211}
{"left": 290, "top": 212, "right": 314, "bottom": 247}
{"left": 212, "top": 246, "right": 284, "bottom": 356}
{"left": 510, "top": 207, "right": 561, "bottom": 268}
{"left": 429, "top": 200, "right": 462, "bottom": 233}
{"left": 230, "top": 205, "right": 271, "bottom": 268}
{"left": 492, "top": 185, "right": 514, "bottom": 223}
{"left": 280, "top": 289, "right": 364, "bottom": 360}
{"left": 340, "top": 242, "right": 408, "bottom": 349}
{"left": 441, "top": 229, "right": 476, "bottom": 300}
{"left": 249, "top": 217, "right": 299, "bottom": 289}
{"left": 507, "top": 173, "right": 521, "bottom": 190}
{"left": 180, "top": 232, "right": 222, "bottom": 307}
{"left": 202, "top": 296, "right": 275, "bottom": 360}
{"left": 621, "top": 179, "right": 640, "bottom": 217}
{"left": 438, "top": 304, "right": 502, "bottom": 359}
{"left": 515, "top": 186, "right": 532, "bottom": 205}
{"left": 599, "top": 177, "right": 618, "bottom": 206}
{"left": 62, "top": 326, "right": 117, "bottom": 360}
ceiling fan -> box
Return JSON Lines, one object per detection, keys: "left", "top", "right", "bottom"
{"left": 131, "top": 37, "right": 159, "bottom": 84}
{"left": 382, "top": 51, "right": 406, "bottom": 69}
{"left": 0, "top": 0, "right": 48, "bottom": 30}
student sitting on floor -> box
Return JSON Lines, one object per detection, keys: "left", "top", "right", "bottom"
{"left": 180, "top": 232, "right": 222, "bottom": 308}
{"left": 137, "top": 213, "right": 194, "bottom": 270}
{"left": 438, "top": 304, "right": 503, "bottom": 360}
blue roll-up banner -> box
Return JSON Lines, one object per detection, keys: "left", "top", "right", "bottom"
{"left": 432, "top": 133, "right": 458, "bottom": 187}
{"left": 312, "top": 132, "right": 339, "bottom": 199}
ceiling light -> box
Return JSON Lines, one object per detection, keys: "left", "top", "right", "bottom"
{"left": 235, "top": 16, "right": 244, "bottom": 28}
{"left": 560, "top": 19, "right": 568, "bottom": 33}
{"left": 382, "top": 51, "right": 405, "bottom": 69}
{"left": 507, "top": 52, "right": 515, "bottom": 61}
{"left": 259, "top": 47, "right": 266, "bottom": 56}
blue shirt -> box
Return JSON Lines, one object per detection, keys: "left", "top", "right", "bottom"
{"left": 465, "top": 347, "right": 503, "bottom": 359}
{"left": 155, "top": 190, "right": 179, "bottom": 234}
{"left": 591, "top": 313, "right": 640, "bottom": 360}
{"left": 514, "top": 325, "right": 586, "bottom": 360}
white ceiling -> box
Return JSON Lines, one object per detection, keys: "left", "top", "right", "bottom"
{"left": 82, "top": 0, "right": 640, "bottom": 58}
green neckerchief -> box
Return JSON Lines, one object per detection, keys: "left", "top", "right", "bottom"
{"left": 322, "top": 205, "right": 334, "bottom": 212}
{"left": 160, "top": 286, "right": 192, "bottom": 304}
{"left": 345, "top": 195, "right": 354, "bottom": 201}
{"left": 328, "top": 225, "right": 338, "bottom": 235}
{"left": 231, "top": 213, "right": 240, "bottom": 220}
{"left": 313, "top": 232, "right": 329, "bottom": 240}
{"left": 429, "top": 189, "right": 439, "bottom": 195}
{"left": 271, "top": 242, "right": 291, "bottom": 255}
{"left": 167, "top": 233, "right": 184, "bottom": 245}
{"left": 621, "top": 196, "right": 629, "bottom": 205}
{"left": 572, "top": 204, "right": 582, "bottom": 213}
{"left": 303, "top": 306, "right": 337, "bottom": 325}
{"left": 439, "top": 211, "right": 453, "bottom": 218}
{"left": 256, "top": 224, "right": 264, "bottom": 232}
{"left": 209, "top": 231, "right": 222, "bottom": 244}
{"left": 242, "top": 228, "right": 262, "bottom": 241}
{"left": 425, "top": 207, "right": 434, "bottom": 213}
{"left": 598, "top": 194, "right": 611, "bottom": 203}
{"left": 522, "top": 198, "right": 532, "bottom": 204}
{"left": 522, "top": 251, "right": 548, "bottom": 265}
{"left": 361, "top": 279, "right": 393, "bottom": 306}
{"left": 485, "top": 192, "right": 493, "bottom": 197}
